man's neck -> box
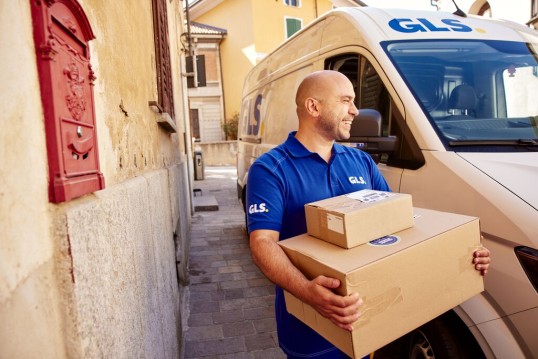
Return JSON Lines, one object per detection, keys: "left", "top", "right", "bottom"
{"left": 295, "top": 130, "right": 334, "bottom": 163}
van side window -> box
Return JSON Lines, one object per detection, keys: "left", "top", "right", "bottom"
{"left": 325, "top": 54, "right": 425, "bottom": 170}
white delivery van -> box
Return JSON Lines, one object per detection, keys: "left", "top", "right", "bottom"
{"left": 237, "top": 7, "right": 538, "bottom": 359}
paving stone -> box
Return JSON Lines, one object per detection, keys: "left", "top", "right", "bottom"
{"left": 185, "top": 337, "right": 245, "bottom": 358}
{"left": 212, "top": 309, "right": 245, "bottom": 324}
{"left": 191, "top": 300, "right": 221, "bottom": 314}
{"left": 222, "top": 321, "right": 256, "bottom": 338}
{"left": 185, "top": 325, "right": 223, "bottom": 341}
{"left": 243, "top": 286, "right": 271, "bottom": 298}
{"left": 244, "top": 306, "right": 275, "bottom": 321}
{"left": 244, "top": 332, "right": 279, "bottom": 351}
{"left": 252, "top": 317, "right": 277, "bottom": 333}
{"left": 223, "top": 288, "right": 244, "bottom": 300}
{"left": 188, "top": 312, "right": 213, "bottom": 327}
{"left": 251, "top": 348, "right": 286, "bottom": 359}
{"left": 220, "top": 352, "right": 254, "bottom": 359}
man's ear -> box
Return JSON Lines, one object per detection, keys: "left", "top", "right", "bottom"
{"left": 305, "top": 98, "right": 320, "bottom": 117}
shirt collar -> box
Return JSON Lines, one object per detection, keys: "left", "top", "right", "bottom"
{"left": 283, "top": 131, "right": 345, "bottom": 158}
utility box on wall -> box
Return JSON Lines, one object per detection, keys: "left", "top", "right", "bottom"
{"left": 31, "top": 0, "right": 104, "bottom": 203}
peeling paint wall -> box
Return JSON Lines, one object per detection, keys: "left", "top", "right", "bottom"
{"left": 1, "top": 0, "right": 192, "bottom": 358}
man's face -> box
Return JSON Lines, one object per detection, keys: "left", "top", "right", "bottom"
{"left": 316, "top": 78, "right": 358, "bottom": 141}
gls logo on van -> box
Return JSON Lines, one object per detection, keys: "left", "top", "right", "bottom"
{"left": 249, "top": 203, "right": 268, "bottom": 214}
{"left": 389, "top": 18, "right": 473, "bottom": 33}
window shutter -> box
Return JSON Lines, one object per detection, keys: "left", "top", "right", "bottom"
{"left": 152, "top": 0, "right": 175, "bottom": 118}
{"left": 286, "top": 18, "right": 301, "bottom": 38}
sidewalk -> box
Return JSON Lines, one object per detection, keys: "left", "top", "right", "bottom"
{"left": 184, "top": 166, "right": 286, "bottom": 359}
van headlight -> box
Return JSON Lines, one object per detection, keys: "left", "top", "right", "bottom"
{"left": 515, "top": 246, "right": 538, "bottom": 293}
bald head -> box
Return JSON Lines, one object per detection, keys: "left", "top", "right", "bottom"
{"left": 295, "top": 70, "right": 354, "bottom": 117}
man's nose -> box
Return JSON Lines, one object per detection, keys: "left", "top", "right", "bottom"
{"left": 350, "top": 103, "right": 359, "bottom": 116}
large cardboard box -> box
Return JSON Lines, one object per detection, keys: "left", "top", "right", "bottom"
{"left": 279, "top": 207, "right": 484, "bottom": 359}
{"left": 305, "top": 190, "right": 414, "bottom": 248}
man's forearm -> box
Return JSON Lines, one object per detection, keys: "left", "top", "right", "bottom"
{"left": 250, "top": 231, "right": 311, "bottom": 301}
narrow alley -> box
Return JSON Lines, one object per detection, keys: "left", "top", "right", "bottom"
{"left": 184, "top": 166, "right": 286, "bottom": 359}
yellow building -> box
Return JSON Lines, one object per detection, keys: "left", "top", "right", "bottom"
{"left": 1, "top": 0, "right": 193, "bottom": 357}
{"left": 186, "top": 0, "right": 364, "bottom": 134}
{"left": 186, "top": 0, "right": 535, "bottom": 143}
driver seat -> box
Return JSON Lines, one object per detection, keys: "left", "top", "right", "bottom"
{"left": 447, "top": 84, "right": 478, "bottom": 119}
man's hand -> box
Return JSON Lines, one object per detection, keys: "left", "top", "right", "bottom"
{"left": 473, "top": 247, "right": 491, "bottom": 276}
{"left": 305, "top": 275, "right": 363, "bottom": 332}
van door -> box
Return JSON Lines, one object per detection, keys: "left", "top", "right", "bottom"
{"left": 324, "top": 50, "right": 425, "bottom": 191}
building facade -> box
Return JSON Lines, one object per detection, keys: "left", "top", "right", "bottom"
{"left": 186, "top": 22, "right": 227, "bottom": 142}
{"left": 186, "top": 0, "right": 342, "bottom": 123}
{"left": 1, "top": 0, "right": 194, "bottom": 357}
{"left": 185, "top": 0, "right": 534, "bottom": 143}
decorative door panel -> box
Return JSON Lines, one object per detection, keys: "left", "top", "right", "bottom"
{"left": 31, "top": 0, "right": 104, "bottom": 202}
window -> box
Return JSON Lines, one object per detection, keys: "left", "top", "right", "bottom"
{"left": 532, "top": 0, "right": 537, "bottom": 18}
{"left": 152, "top": 0, "right": 175, "bottom": 119}
{"left": 285, "top": 17, "right": 302, "bottom": 38}
{"left": 325, "top": 54, "right": 425, "bottom": 170}
{"left": 190, "top": 109, "right": 200, "bottom": 141}
{"left": 284, "top": 0, "right": 300, "bottom": 7}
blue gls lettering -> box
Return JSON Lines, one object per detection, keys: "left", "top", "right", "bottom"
{"left": 441, "top": 19, "right": 473, "bottom": 32}
{"left": 417, "top": 18, "right": 450, "bottom": 32}
{"left": 389, "top": 18, "right": 472, "bottom": 33}
{"left": 388, "top": 18, "right": 426, "bottom": 33}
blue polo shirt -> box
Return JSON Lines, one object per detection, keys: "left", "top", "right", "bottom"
{"left": 246, "top": 132, "right": 390, "bottom": 358}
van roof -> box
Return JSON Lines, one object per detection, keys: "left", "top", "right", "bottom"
{"left": 347, "top": 7, "right": 537, "bottom": 43}
{"left": 242, "top": 7, "right": 537, "bottom": 95}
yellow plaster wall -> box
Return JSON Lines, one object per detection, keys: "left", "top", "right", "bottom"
{"left": 1, "top": 1, "right": 189, "bottom": 358}
{"left": 191, "top": 0, "right": 254, "bottom": 121}
{"left": 81, "top": 0, "right": 185, "bottom": 186}
{"left": 0, "top": 1, "right": 67, "bottom": 357}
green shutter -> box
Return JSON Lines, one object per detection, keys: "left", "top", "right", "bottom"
{"left": 286, "top": 18, "right": 301, "bottom": 38}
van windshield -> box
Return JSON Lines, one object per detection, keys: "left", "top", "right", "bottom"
{"left": 383, "top": 40, "right": 538, "bottom": 151}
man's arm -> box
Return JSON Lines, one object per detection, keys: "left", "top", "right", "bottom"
{"left": 249, "top": 229, "right": 362, "bottom": 331}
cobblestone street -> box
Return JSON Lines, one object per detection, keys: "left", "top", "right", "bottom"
{"left": 184, "top": 167, "right": 286, "bottom": 359}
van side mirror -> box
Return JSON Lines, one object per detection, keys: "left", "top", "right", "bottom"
{"left": 340, "top": 109, "right": 397, "bottom": 163}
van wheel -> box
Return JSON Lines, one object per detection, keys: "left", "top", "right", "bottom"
{"left": 242, "top": 188, "right": 249, "bottom": 235}
{"left": 407, "top": 311, "right": 484, "bottom": 359}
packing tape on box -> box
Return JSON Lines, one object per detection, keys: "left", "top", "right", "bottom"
{"left": 356, "top": 286, "right": 403, "bottom": 325}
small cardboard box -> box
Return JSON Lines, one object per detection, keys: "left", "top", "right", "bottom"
{"left": 305, "top": 190, "right": 414, "bottom": 248}
{"left": 279, "top": 207, "right": 484, "bottom": 359}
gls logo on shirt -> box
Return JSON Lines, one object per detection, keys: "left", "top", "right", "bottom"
{"left": 349, "top": 176, "right": 367, "bottom": 185}
{"left": 249, "top": 203, "right": 268, "bottom": 214}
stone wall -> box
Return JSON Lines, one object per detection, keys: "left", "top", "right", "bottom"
{"left": 194, "top": 141, "right": 238, "bottom": 167}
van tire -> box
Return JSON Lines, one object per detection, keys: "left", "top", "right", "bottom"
{"left": 241, "top": 187, "right": 249, "bottom": 235}
{"left": 407, "top": 311, "right": 484, "bottom": 359}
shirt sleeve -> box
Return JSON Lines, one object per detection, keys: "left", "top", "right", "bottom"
{"left": 245, "top": 160, "right": 285, "bottom": 234}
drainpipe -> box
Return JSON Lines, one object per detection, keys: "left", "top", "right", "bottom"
{"left": 181, "top": 0, "right": 195, "bottom": 212}
{"left": 185, "top": 0, "right": 192, "bottom": 56}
